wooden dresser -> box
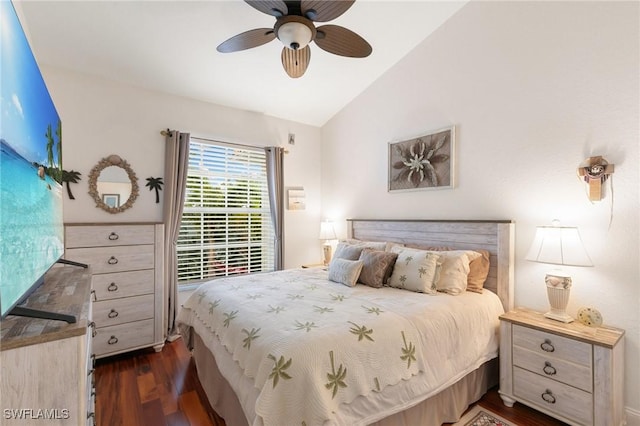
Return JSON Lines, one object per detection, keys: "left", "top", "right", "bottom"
{"left": 1, "top": 266, "right": 95, "bottom": 425}
{"left": 499, "top": 307, "right": 625, "bottom": 426}
{"left": 64, "top": 223, "right": 165, "bottom": 358}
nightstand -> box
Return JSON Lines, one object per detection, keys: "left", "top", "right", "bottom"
{"left": 499, "top": 307, "right": 625, "bottom": 426}
{"left": 301, "top": 263, "right": 326, "bottom": 269}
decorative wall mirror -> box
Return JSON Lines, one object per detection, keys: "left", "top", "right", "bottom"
{"left": 88, "top": 154, "right": 139, "bottom": 213}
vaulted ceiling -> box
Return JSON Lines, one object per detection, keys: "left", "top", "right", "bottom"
{"left": 18, "top": 1, "right": 466, "bottom": 126}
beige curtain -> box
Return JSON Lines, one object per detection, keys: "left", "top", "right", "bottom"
{"left": 265, "top": 146, "right": 284, "bottom": 270}
{"left": 163, "top": 130, "right": 190, "bottom": 339}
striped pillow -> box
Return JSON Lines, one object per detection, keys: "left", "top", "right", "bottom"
{"left": 357, "top": 249, "right": 398, "bottom": 288}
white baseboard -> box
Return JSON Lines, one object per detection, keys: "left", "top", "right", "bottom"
{"left": 626, "top": 407, "right": 640, "bottom": 426}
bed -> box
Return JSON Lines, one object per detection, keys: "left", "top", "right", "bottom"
{"left": 177, "top": 219, "right": 514, "bottom": 426}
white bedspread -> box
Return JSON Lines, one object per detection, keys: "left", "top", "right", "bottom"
{"left": 177, "top": 268, "right": 504, "bottom": 426}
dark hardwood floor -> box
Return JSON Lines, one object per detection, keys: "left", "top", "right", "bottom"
{"left": 95, "top": 338, "right": 224, "bottom": 426}
{"left": 95, "top": 339, "right": 567, "bottom": 426}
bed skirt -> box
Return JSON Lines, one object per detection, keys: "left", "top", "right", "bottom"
{"left": 191, "top": 332, "right": 498, "bottom": 426}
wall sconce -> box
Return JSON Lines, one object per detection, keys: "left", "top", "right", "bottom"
{"left": 319, "top": 221, "right": 337, "bottom": 266}
{"left": 526, "top": 221, "right": 593, "bottom": 323}
{"left": 577, "top": 156, "right": 614, "bottom": 201}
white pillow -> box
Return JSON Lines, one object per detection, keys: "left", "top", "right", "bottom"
{"left": 342, "top": 239, "right": 387, "bottom": 251}
{"left": 328, "top": 258, "right": 364, "bottom": 287}
{"left": 431, "top": 250, "right": 482, "bottom": 295}
{"left": 387, "top": 247, "right": 441, "bottom": 294}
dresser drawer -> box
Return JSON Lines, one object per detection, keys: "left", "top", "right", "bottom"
{"left": 92, "top": 270, "right": 154, "bottom": 301}
{"left": 93, "top": 294, "right": 154, "bottom": 328}
{"left": 65, "top": 245, "right": 154, "bottom": 274}
{"left": 514, "top": 367, "right": 593, "bottom": 425}
{"left": 66, "top": 224, "right": 156, "bottom": 248}
{"left": 93, "top": 319, "right": 155, "bottom": 356}
{"left": 512, "top": 345, "right": 592, "bottom": 392}
{"left": 513, "top": 324, "right": 592, "bottom": 367}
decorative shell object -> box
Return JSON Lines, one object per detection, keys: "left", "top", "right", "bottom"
{"left": 577, "top": 307, "right": 603, "bottom": 327}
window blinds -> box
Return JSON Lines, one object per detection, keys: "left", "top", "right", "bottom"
{"left": 177, "top": 139, "right": 274, "bottom": 284}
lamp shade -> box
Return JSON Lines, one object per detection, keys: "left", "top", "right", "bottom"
{"left": 526, "top": 225, "right": 593, "bottom": 267}
{"left": 319, "top": 221, "right": 337, "bottom": 241}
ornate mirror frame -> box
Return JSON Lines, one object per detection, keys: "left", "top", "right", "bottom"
{"left": 88, "top": 154, "right": 139, "bottom": 214}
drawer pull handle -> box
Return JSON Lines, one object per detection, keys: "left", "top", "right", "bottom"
{"left": 89, "top": 322, "right": 97, "bottom": 337}
{"left": 107, "top": 309, "right": 119, "bottom": 319}
{"left": 540, "top": 339, "right": 555, "bottom": 352}
{"left": 108, "top": 232, "right": 119, "bottom": 240}
{"left": 543, "top": 362, "right": 557, "bottom": 376}
{"left": 541, "top": 389, "right": 556, "bottom": 404}
{"left": 107, "top": 282, "right": 119, "bottom": 292}
{"left": 107, "top": 256, "right": 119, "bottom": 265}
{"left": 107, "top": 335, "right": 119, "bottom": 345}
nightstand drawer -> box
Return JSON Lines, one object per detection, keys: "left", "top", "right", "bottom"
{"left": 514, "top": 367, "right": 593, "bottom": 425}
{"left": 513, "top": 324, "right": 591, "bottom": 367}
{"left": 513, "top": 345, "right": 592, "bottom": 392}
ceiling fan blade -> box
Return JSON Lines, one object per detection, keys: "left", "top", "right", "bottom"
{"left": 281, "top": 46, "right": 311, "bottom": 78}
{"left": 244, "top": 0, "right": 288, "bottom": 17}
{"left": 217, "top": 28, "right": 276, "bottom": 53}
{"left": 315, "top": 25, "right": 372, "bottom": 57}
{"left": 301, "top": 0, "right": 355, "bottom": 22}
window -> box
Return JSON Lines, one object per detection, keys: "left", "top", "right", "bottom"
{"left": 177, "top": 138, "right": 274, "bottom": 285}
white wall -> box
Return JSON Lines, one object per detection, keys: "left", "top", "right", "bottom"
{"left": 42, "top": 67, "right": 324, "bottom": 270}
{"left": 322, "top": 0, "right": 639, "bottom": 417}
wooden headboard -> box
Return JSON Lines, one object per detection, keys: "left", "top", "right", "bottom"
{"left": 347, "top": 219, "right": 515, "bottom": 311}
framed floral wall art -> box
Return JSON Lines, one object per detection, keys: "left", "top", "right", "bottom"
{"left": 388, "top": 126, "right": 455, "bottom": 192}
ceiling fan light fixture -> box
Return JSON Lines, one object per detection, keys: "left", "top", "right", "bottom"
{"left": 219, "top": 1, "right": 370, "bottom": 78}
{"left": 278, "top": 22, "right": 312, "bottom": 50}
{"left": 275, "top": 16, "right": 316, "bottom": 51}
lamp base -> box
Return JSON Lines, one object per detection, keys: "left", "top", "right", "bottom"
{"left": 545, "top": 275, "right": 574, "bottom": 323}
{"left": 544, "top": 310, "right": 574, "bottom": 323}
{"left": 322, "top": 244, "right": 332, "bottom": 266}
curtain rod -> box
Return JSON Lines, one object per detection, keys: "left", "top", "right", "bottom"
{"left": 160, "top": 129, "right": 288, "bottom": 153}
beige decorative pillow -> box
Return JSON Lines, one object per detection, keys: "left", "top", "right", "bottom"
{"left": 387, "top": 247, "right": 441, "bottom": 294}
{"left": 467, "top": 249, "right": 491, "bottom": 293}
{"left": 357, "top": 249, "right": 398, "bottom": 288}
{"left": 384, "top": 241, "right": 405, "bottom": 252}
{"left": 430, "top": 250, "right": 482, "bottom": 295}
{"left": 328, "top": 258, "right": 364, "bottom": 287}
{"left": 419, "top": 246, "right": 490, "bottom": 293}
{"left": 406, "top": 245, "right": 452, "bottom": 251}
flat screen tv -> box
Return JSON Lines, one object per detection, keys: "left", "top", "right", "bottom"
{"left": 0, "top": 0, "right": 70, "bottom": 321}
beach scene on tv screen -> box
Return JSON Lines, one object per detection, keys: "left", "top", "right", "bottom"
{"left": 0, "top": 1, "right": 64, "bottom": 316}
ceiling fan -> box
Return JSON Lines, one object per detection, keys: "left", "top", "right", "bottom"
{"left": 217, "top": 0, "right": 372, "bottom": 78}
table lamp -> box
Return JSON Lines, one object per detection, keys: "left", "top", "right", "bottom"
{"left": 525, "top": 221, "right": 593, "bottom": 323}
{"left": 319, "top": 221, "right": 337, "bottom": 266}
